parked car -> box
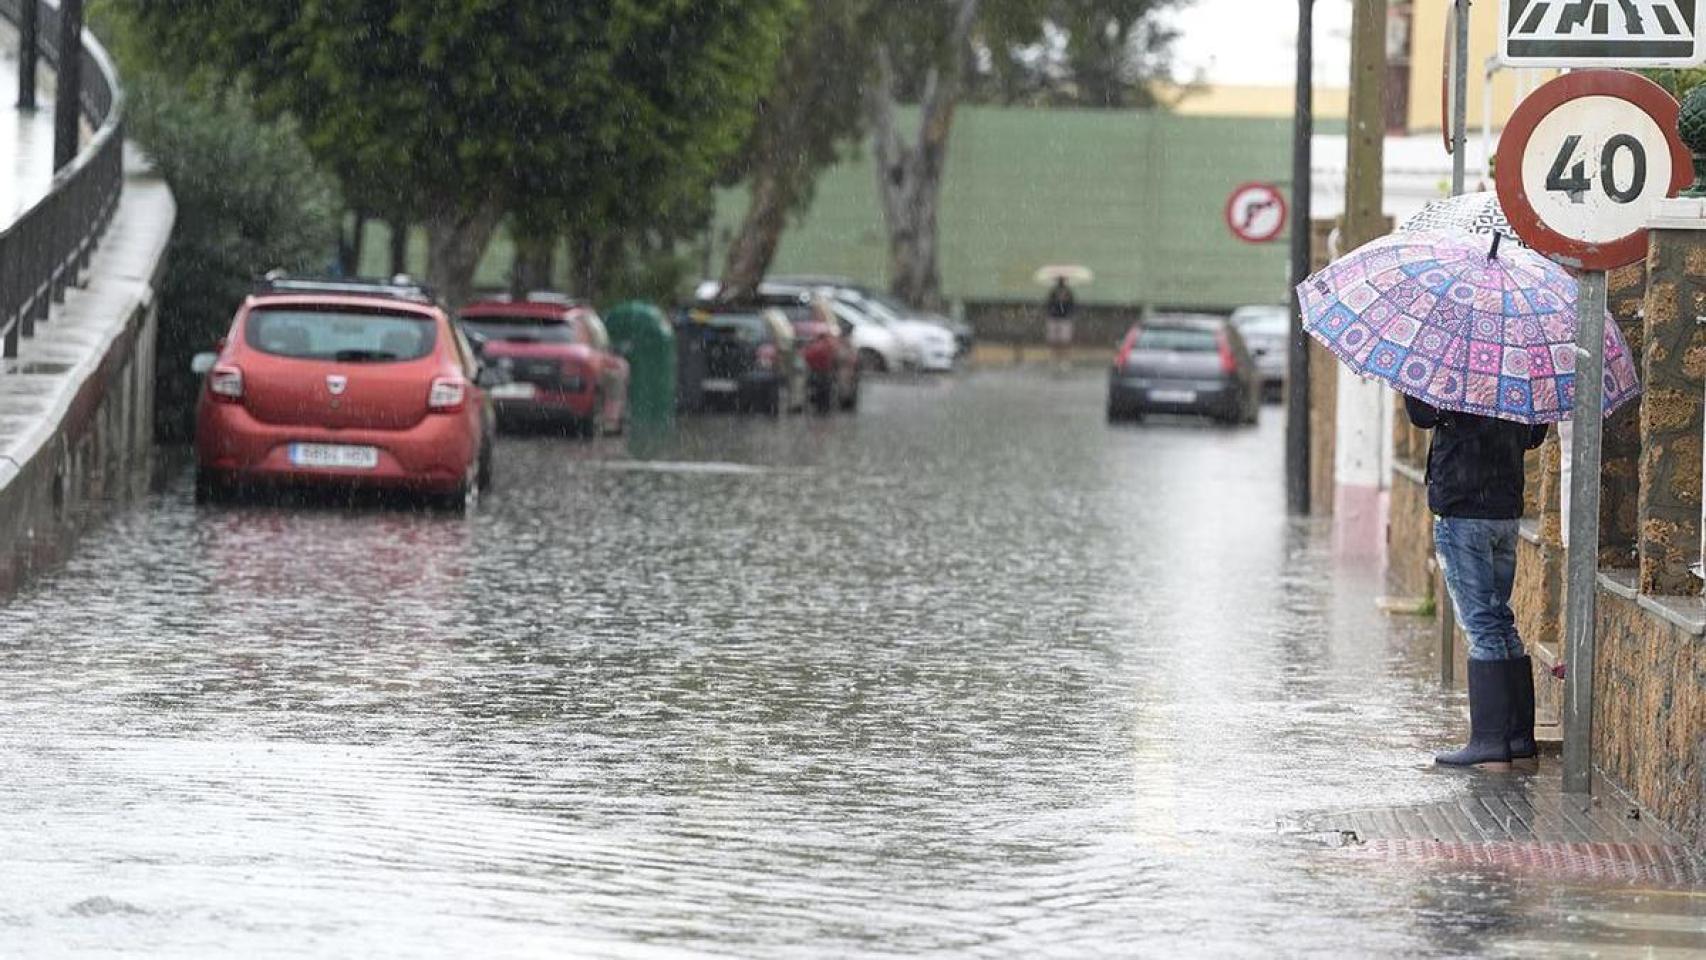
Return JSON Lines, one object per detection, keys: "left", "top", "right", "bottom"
{"left": 193, "top": 275, "right": 495, "bottom": 510}
{"left": 1230, "top": 304, "right": 1289, "bottom": 402}
{"left": 718, "top": 290, "right": 860, "bottom": 412}
{"left": 766, "top": 282, "right": 957, "bottom": 372}
{"left": 693, "top": 278, "right": 907, "bottom": 374}
{"left": 1106, "top": 315, "right": 1260, "bottom": 425}
{"left": 458, "top": 295, "right": 630, "bottom": 437}
{"left": 675, "top": 304, "right": 807, "bottom": 416}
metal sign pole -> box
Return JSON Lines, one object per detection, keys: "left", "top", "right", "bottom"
{"left": 1562, "top": 268, "right": 1607, "bottom": 796}
{"left": 1287, "top": 0, "right": 1315, "bottom": 516}
{"left": 1452, "top": 0, "right": 1471, "bottom": 196}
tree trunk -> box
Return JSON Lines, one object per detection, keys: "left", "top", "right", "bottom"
{"left": 865, "top": 0, "right": 979, "bottom": 312}
{"left": 389, "top": 219, "right": 410, "bottom": 277}
{"left": 718, "top": 165, "right": 793, "bottom": 303}
{"left": 347, "top": 211, "right": 368, "bottom": 276}
{"left": 568, "top": 228, "right": 624, "bottom": 304}
{"left": 425, "top": 202, "right": 503, "bottom": 309}
{"left": 509, "top": 233, "right": 556, "bottom": 299}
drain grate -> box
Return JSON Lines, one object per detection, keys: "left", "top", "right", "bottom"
{"left": 1352, "top": 839, "right": 1705, "bottom": 885}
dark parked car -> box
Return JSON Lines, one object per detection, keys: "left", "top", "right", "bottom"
{"left": 1230, "top": 304, "right": 1289, "bottom": 402}
{"left": 675, "top": 305, "right": 806, "bottom": 416}
{"left": 722, "top": 291, "right": 860, "bottom": 412}
{"left": 1107, "top": 315, "right": 1260, "bottom": 425}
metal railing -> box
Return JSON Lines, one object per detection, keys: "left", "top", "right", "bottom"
{"left": 0, "top": 0, "right": 124, "bottom": 359}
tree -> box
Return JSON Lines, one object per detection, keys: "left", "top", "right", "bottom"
{"left": 717, "top": 0, "right": 872, "bottom": 303}
{"left": 974, "top": 0, "right": 1189, "bottom": 108}
{"left": 121, "top": 74, "right": 340, "bottom": 442}
{"left": 121, "top": 0, "right": 796, "bottom": 307}
{"left": 866, "top": 0, "right": 981, "bottom": 311}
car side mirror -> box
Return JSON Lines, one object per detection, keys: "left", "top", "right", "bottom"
{"left": 190, "top": 352, "right": 217, "bottom": 375}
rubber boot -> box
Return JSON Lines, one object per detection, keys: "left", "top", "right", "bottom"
{"left": 1435, "top": 658, "right": 1514, "bottom": 770}
{"left": 1507, "top": 655, "right": 1537, "bottom": 763}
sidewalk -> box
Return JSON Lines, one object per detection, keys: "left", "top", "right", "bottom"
{"left": 1292, "top": 766, "right": 1702, "bottom": 886}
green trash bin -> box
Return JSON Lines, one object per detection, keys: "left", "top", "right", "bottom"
{"left": 605, "top": 301, "right": 676, "bottom": 426}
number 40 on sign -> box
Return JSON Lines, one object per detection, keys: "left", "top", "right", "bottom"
{"left": 1495, "top": 70, "right": 1692, "bottom": 271}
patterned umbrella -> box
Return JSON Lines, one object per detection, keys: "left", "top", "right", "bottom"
{"left": 1296, "top": 229, "right": 1640, "bottom": 424}
{"left": 1398, "top": 192, "right": 1527, "bottom": 248}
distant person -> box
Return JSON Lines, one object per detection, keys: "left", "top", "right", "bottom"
{"left": 1045, "top": 278, "right": 1075, "bottom": 367}
{"left": 1406, "top": 396, "right": 1548, "bottom": 771}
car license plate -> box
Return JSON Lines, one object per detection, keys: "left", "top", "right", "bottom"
{"left": 289, "top": 443, "right": 379, "bottom": 470}
{"left": 1150, "top": 389, "right": 1197, "bottom": 404}
{"left": 702, "top": 378, "right": 738, "bottom": 393}
{"left": 490, "top": 382, "right": 538, "bottom": 400}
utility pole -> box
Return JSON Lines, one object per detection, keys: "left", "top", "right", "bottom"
{"left": 1343, "top": 0, "right": 1387, "bottom": 253}
{"left": 52, "top": 0, "right": 84, "bottom": 172}
{"left": 1286, "top": 0, "right": 1315, "bottom": 516}
{"left": 1451, "top": 0, "right": 1472, "bottom": 196}
{"left": 17, "top": 0, "right": 37, "bottom": 111}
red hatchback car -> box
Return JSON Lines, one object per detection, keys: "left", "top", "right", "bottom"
{"left": 458, "top": 296, "right": 630, "bottom": 437}
{"left": 193, "top": 276, "right": 495, "bottom": 510}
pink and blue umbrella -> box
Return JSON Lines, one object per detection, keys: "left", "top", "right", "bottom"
{"left": 1296, "top": 229, "right": 1640, "bottom": 425}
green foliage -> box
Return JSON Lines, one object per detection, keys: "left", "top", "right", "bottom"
{"left": 121, "top": 0, "right": 798, "bottom": 257}
{"left": 973, "top": 0, "right": 1192, "bottom": 108}
{"left": 122, "top": 73, "right": 340, "bottom": 441}
{"left": 727, "top": 0, "right": 872, "bottom": 216}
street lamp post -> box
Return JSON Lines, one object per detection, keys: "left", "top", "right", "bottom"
{"left": 1287, "top": 0, "right": 1316, "bottom": 516}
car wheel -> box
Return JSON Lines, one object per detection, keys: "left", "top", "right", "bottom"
{"left": 435, "top": 465, "right": 480, "bottom": 515}
{"left": 476, "top": 441, "right": 494, "bottom": 493}
{"left": 858, "top": 349, "right": 887, "bottom": 374}
{"left": 194, "top": 467, "right": 231, "bottom": 505}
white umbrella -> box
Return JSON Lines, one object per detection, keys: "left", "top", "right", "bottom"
{"left": 1397, "top": 191, "right": 1527, "bottom": 248}
{"left": 1034, "top": 264, "right": 1093, "bottom": 286}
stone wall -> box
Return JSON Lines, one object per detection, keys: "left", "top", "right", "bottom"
{"left": 1636, "top": 231, "right": 1706, "bottom": 596}
{"left": 0, "top": 155, "right": 174, "bottom": 594}
{"left": 1602, "top": 262, "right": 1649, "bottom": 569}
{"left": 1593, "top": 582, "right": 1705, "bottom": 855}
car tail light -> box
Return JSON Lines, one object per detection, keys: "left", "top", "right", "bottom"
{"left": 208, "top": 365, "right": 243, "bottom": 402}
{"left": 1217, "top": 333, "right": 1238, "bottom": 375}
{"left": 755, "top": 343, "right": 778, "bottom": 371}
{"left": 1115, "top": 330, "right": 1139, "bottom": 370}
{"left": 428, "top": 376, "right": 467, "bottom": 413}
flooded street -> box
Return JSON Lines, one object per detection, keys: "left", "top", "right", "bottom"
{"left": 0, "top": 370, "right": 1698, "bottom": 957}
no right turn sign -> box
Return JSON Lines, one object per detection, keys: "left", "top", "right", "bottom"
{"left": 1501, "top": 0, "right": 1706, "bottom": 67}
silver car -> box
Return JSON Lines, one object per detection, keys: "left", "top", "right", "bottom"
{"left": 1229, "top": 305, "right": 1289, "bottom": 403}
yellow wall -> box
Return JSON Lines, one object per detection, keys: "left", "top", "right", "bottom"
{"left": 1161, "top": 82, "right": 1349, "bottom": 121}
{"left": 1407, "top": 0, "right": 1555, "bottom": 132}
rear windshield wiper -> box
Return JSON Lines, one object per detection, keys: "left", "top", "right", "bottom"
{"left": 333, "top": 349, "right": 399, "bottom": 362}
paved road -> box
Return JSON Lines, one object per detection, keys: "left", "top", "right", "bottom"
{"left": 0, "top": 371, "right": 1699, "bottom": 957}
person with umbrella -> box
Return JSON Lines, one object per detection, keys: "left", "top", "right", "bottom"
{"left": 1298, "top": 226, "right": 1641, "bottom": 771}
{"left": 1036, "top": 266, "right": 1088, "bottom": 368}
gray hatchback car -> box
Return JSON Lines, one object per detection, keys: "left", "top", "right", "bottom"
{"left": 1107, "top": 315, "right": 1260, "bottom": 425}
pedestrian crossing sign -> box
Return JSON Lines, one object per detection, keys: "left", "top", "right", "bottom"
{"left": 1501, "top": 0, "right": 1706, "bottom": 66}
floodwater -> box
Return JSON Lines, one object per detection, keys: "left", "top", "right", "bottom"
{"left": 0, "top": 370, "right": 1698, "bottom": 957}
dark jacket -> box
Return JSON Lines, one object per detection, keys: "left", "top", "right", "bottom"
{"left": 1405, "top": 396, "right": 1549, "bottom": 520}
{"left": 1047, "top": 286, "right": 1075, "bottom": 319}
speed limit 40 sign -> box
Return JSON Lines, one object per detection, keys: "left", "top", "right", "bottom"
{"left": 1495, "top": 70, "right": 1691, "bottom": 270}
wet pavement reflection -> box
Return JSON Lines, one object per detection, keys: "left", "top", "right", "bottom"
{"left": 0, "top": 370, "right": 1699, "bottom": 956}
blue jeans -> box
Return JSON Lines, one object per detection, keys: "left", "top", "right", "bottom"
{"left": 1434, "top": 516, "right": 1525, "bottom": 661}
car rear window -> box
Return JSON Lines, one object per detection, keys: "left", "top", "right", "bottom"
{"left": 1135, "top": 327, "right": 1219, "bottom": 353}
{"left": 460, "top": 315, "right": 579, "bottom": 345}
{"left": 686, "top": 310, "right": 771, "bottom": 342}
{"left": 247, "top": 308, "right": 436, "bottom": 362}
{"left": 1232, "top": 309, "right": 1289, "bottom": 337}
